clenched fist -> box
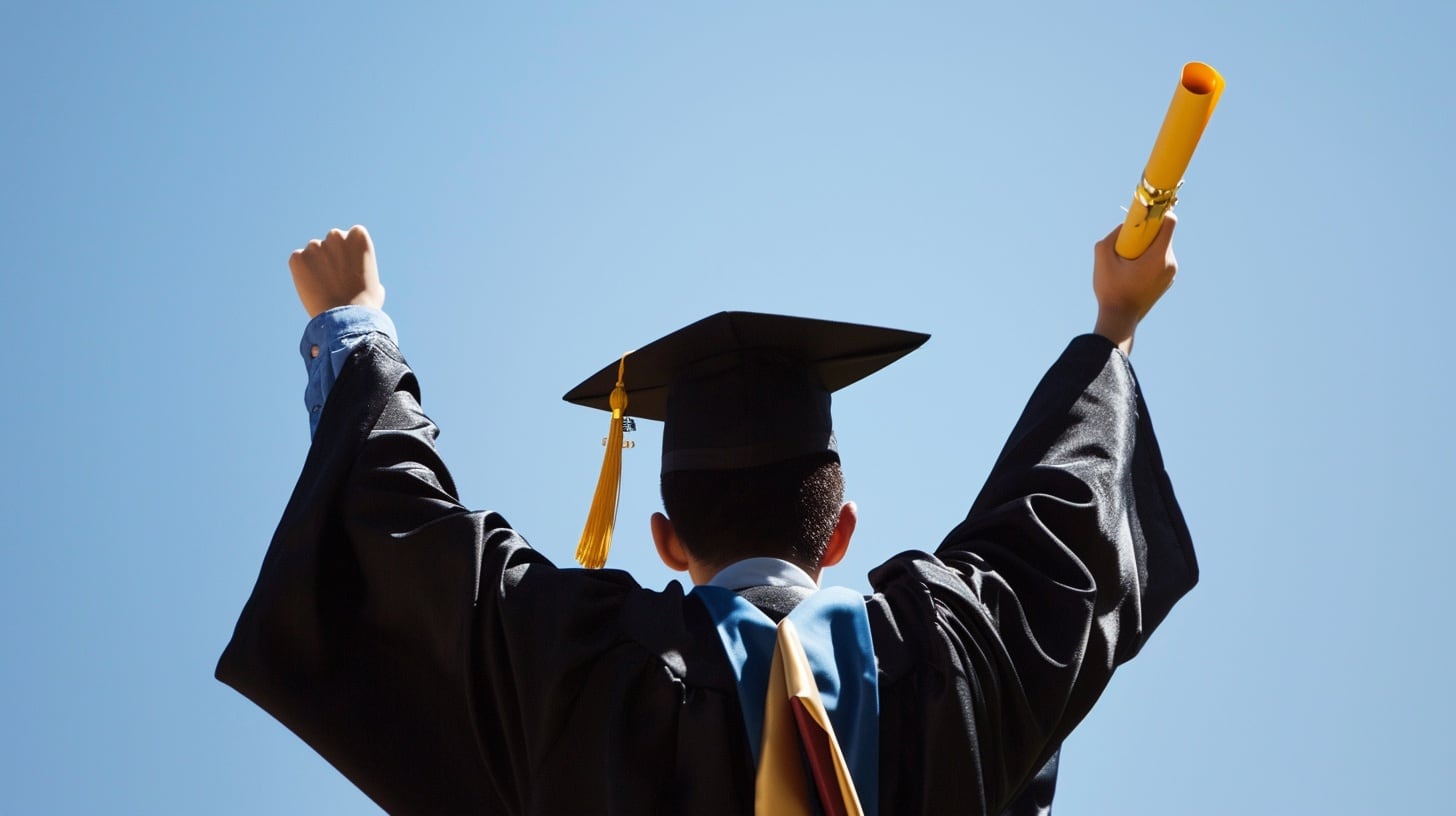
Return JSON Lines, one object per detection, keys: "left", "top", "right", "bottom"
{"left": 289, "top": 225, "right": 385, "bottom": 318}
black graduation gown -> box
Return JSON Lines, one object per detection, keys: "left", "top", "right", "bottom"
{"left": 217, "top": 334, "right": 1197, "bottom": 815}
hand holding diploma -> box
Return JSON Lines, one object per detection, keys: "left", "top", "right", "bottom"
{"left": 1095, "top": 215, "right": 1177, "bottom": 356}
{"left": 1116, "top": 62, "right": 1224, "bottom": 259}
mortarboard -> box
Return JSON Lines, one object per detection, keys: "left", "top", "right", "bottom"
{"left": 563, "top": 311, "right": 929, "bottom": 568}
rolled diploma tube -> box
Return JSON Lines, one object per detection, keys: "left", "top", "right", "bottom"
{"left": 1115, "top": 62, "right": 1225, "bottom": 259}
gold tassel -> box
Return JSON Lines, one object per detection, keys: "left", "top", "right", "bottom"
{"left": 576, "top": 354, "right": 630, "bottom": 568}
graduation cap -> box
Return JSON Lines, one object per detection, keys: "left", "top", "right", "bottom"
{"left": 563, "top": 311, "right": 929, "bottom": 569}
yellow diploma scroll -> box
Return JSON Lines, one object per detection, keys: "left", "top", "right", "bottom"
{"left": 1116, "top": 62, "right": 1225, "bottom": 259}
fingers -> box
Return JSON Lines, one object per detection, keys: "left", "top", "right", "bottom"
{"left": 288, "top": 246, "right": 316, "bottom": 317}
{"left": 288, "top": 235, "right": 332, "bottom": 319}
{"left": 347, "top": 224, "right": 372, "bottom": 251}
{"left": 290, "top": 239, "right": 323, "bottom": 277}
{"left": 288, "top": 240, "right": 321, "bottom": 281}
{"left": 1150, "top": 214, "right": 1178, "bottom": 281}
{"left": 289, "top": 227, "right": 365, "bottom": 271}
{"left": 322, "top": 228, "right": 347, "bottom": 268}
{"left": 286, "top": 224, "right": 384, "bottom": 318}
{"left": 1097, "top": 214, "right": 1177, "bottom": 275}
{"left": 342, "top": 224, "right": 374, "bottom": 271}
{"left": 291, "top": 237, "right": 324, "bottom": 265}
{"left": 1147, "top": 212, "right": 1177, "bottom": 255}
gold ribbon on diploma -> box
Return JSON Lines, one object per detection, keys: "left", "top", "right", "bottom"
{"left": 1116, "top": 62, "right": 1225, "bottom": 259}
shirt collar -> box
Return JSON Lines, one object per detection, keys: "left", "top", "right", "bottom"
{"left": 706, "top": 557, "right": 818, "bottom": 592}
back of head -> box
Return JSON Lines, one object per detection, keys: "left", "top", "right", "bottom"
{"left": 660, "top": 452, "right": 844, "bottom": 573}
{"left": 565, "top": 312, "right": 926, "bottom": 569}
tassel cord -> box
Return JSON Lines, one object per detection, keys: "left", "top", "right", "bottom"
{"left": 576, "top": 355, "right": 629, "bottom": 568}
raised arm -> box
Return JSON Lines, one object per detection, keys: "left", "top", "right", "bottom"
{"left": 868, "top": 217, "right": 1196, "bottom": 813}
{"left": 223, "top": 226, "right": 652, "bottom": 813}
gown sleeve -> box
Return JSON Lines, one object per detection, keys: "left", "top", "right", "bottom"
{"left": 216, "top": 336, "right": 646, "bottom": 814}
{"left": 868, "top": 334, "right": 1198, "bottom": 814}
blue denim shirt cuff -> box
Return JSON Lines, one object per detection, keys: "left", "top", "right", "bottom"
{"left": 301, "top": 306, "right": 399, "bottom": 438}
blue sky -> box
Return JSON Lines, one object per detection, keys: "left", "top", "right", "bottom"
{"left": 2, "top": 2, "right": 1452, "bottom": 813}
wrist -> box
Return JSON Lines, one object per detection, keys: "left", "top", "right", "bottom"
{"left": 1093, "top": 308, "right": 1139, "bottom": 355}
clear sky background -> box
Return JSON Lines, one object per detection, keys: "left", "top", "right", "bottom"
{"left": 2, "top": 2, "right": 1452, "bottom": 813}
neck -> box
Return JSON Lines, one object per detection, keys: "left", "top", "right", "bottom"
{"left": 697, "top": 556, "right": 821, "bottom": 589}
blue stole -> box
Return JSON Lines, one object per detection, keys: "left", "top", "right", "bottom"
{"left": 693, "top": 585, "right": 880, "bottom": 815}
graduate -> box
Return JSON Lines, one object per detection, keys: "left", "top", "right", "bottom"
{"left": 218, "top": 218, "right": 1196, "bottom": 815}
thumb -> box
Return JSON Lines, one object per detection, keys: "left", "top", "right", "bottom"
{"left": 1147, "top": 212, "right": 1178, "bottom": 255}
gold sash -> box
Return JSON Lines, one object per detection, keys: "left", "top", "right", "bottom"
{"left": 755, "top": 618, "right": 864, "bottom": 816}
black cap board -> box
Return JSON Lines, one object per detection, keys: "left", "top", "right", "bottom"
{"left": 563, "top": 311, "right": 929, "bottom": 473}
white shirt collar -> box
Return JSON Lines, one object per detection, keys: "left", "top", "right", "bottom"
{"left": 706, "top": 557, "right": 818, "bottom": 591}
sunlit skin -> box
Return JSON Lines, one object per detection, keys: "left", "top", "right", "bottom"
{"left": 289, "top": 225, "right": 385, "bottom": 319}
{"left": 288, "top": 216, "right": 1180, "bottom": 583}
{"left": 1093, "top": 215, "right": 1178, "bottom": 356}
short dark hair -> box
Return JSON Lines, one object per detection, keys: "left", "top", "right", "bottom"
{"left": 659, "top": 452, "right": 845, "bottom": 572}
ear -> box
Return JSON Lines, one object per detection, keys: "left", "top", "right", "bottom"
{"left": 651, "top": 512, "right": 691, "bottom": 573}
{"left": 818, "top": 501, "right": 857, "bottom": 569}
